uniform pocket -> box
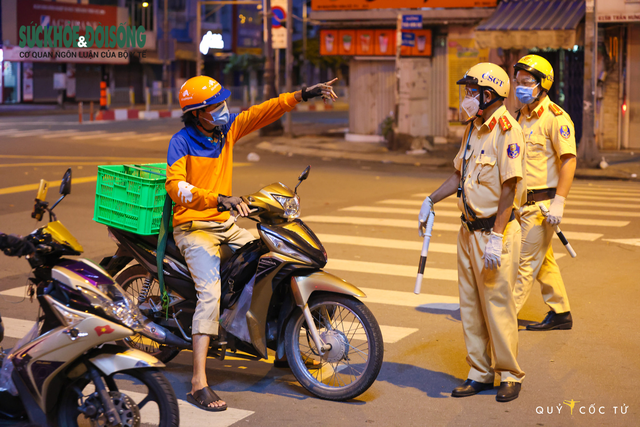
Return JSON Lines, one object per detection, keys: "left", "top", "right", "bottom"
{"left": 476, "top": 154, "right": 497, "bottom": 186}
{"left": 526, "top": 134, "right": 546, "bottom": 157}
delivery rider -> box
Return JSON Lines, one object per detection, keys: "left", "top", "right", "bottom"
{"left": 512, "top": 55, "right": 576, "bottom": 330}
{"left": 419, "top": 63, "right": 526, "bottom": 402}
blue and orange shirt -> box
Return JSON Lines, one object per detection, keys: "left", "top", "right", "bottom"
{"left": 166, "top": 92, "right": 299, "bottom": 226}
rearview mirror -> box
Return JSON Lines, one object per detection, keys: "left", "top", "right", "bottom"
{"left": 60, "top": 168, "right": 72, "bottom": 195}
{"left": 298, "top": 165, "right": 310, "bottom": 182}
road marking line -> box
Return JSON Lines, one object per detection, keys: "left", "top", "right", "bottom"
{"left": 303, "top": 215, "right": 461, "bottom": 232}
{"left": 0, "top": 310, "right": 415, "bottom": 345}
{"left": 40, "top": 130, "right": 81, "bottom": 139}
{"left": 0, "top": 162, "right": 118, "bottom": 168}
{"left": 412, "top": 191, "right": 640, "bottom": 203}
{"left": 7, "top": 129, "right": 49, "bottom": 138}
{"left": 107, "top": 132, "right": 165, "bottom": 141}
{"left": 381, "top": 197, "right": 640, "bottom": 210}
{"left": 340, "top": 206, "right": 629, "bottom": 227}
{"left": 71, "top": 131, "right": 109, "bottom": 140}
{"left": 318, "top": 233, "right": 458, "bottom": 254}
{"left": 305, "top": 215, "right": 601, "bottom": 241}
{"left": 103, "top": 132, "right": 138, "bottom": 141}
{"left": 137, "top": 134, "right": 173, "bottom": 142}
{"left": 0, "top": 154, "right": 162, "bottom": 161}
{"left": 43, "top": 130, "right": 107, "bottom": 139}
{"left": 326, "top": 258, "right": 457, "bottom": 281}
{"left": 359, "top": 287, "right": 459, "bottom": 311}
{"left": 602, "top": 238, "right": 640, "bottom": 247}
{"left": 572, "top": 185, "right": 640, "bottom": 194}
{"left": 0, "top": 176, "right": 97, "bottom": 196}
{"left": 122, "top": 390, "right": 255, "bottom": 426}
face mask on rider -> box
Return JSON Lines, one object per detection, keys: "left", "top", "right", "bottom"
{"left": 461, "top": 94, "right": 480, "bottom": 121}
{"left": 199, "top": 102, "right": 230, "bottom": 127}
{"left": 515, "top": 84, "right": 539, "bottom": 104}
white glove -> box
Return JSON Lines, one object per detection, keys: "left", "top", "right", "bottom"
{"left": 546, "top": 195, "right": 565, "bottom": 226}
{"left": 418, "top": 196, "right": 434, "bottom": 237}
{"left": 483, "top": 231, "right": 503, "bottom": 270}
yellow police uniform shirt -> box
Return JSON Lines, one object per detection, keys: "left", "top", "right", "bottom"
{"left": 518, "top": 96, "right": 576, "bottom": 190}
{"left": 454, "top": 105, "right": 527, "bottom": 219}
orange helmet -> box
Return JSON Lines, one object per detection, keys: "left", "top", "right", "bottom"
{"left": 178, "top": 76, "right": 230, "bottom": 113}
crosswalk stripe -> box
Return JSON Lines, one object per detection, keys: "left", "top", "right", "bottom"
{"left": 326, "top": 258, "right": 457, "bottom": 281}
{"left": 602, "top": 238, "right": 640, "bottom": 247}
{"left": 71, "top": 131, "right": 108, "bottom": 140}
{"left": 572, "top": 185, "right": 640, "bottom": 194}
{"left": 40, "top": 130, "right": 81, "bottom": 139}
{"left": 8, "top": 129, "right": 49, "bottom": 138}
{"left": 412, "top": 191, "right": 640, "bottom": 203}
{"left": 303, "top": 215, "right": 460, "bottom": 232}
{"left": 360, "top": 287, "right": 459, "bottom": 311}
{"left": 380, "top": 198, "right": 640, "bottom": 211}
{"left": 340, "top": 206, "right": 629, "bottom": 227}
{"left": 2, "top": 316, "right": 37, "bottom": 338}
{"left": 318, "top": 233, "right": 458, "bottom": 254}
{"left": 125, "top": 390, "right": 254, "bottom": 426}
{"left": 139, "top": 134, "right": 171, "bottom": 142}
{"left": 304, "top": 215, "right": 602, "bottom": 240}
{"left": 104, "top": 132, "right": 138, "bottom": 141}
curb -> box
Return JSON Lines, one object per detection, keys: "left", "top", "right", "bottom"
{"left": 95, "top": 108, "right": 182, "bottom": 121}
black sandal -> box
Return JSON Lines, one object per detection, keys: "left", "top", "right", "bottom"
{"left": 186, "top": 387, "right": 228, "bottom": 412}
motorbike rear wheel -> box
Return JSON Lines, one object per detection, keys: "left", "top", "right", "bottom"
{"left": 284, "top": 293, "right": 384, "bottom": 401}
{"left": 57, "top": 368, "right": 179, "bottom": 427}
{"left": 116, "top": 265, "right": 182, "bottom": 364}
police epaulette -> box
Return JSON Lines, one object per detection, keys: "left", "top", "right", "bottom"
{"left": 549, "top": 103, "right": 563, "bottom": 116}
{"left": 499, "top": 115, "right": 512, "bottom": 132}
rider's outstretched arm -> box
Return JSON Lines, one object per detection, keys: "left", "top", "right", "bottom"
{"left": 228, "top": 92, "right": 300, "bottom": 142}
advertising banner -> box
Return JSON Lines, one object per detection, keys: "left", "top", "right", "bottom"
{"left": 312, "top": 0, "right": 496, "bottom": 11}
{"left": 23, "top": 63, "right": 34, "bottom": 102}
{"left": 320, "top": 29, "right": 430, "bottom": 57}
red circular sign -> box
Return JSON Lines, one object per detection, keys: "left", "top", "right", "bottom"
{"left": 272, "top": 6, "right": 286, "bottom": 29}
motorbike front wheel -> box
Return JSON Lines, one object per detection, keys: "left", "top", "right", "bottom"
{"left": 57, "top": 368, "right": 179, "bottom": 427}
{"left": 284, "top": 293, "right": 384, "bottom": 401}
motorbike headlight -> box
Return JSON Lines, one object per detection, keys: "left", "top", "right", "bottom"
{"left": 274, "top": 195, "right": 300, "bottom": 219}
{"left": 79, "top": 284, "right": 144, "bottom": 331}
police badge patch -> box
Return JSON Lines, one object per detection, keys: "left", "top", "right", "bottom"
{"left": 507, "top": 143, "right": 520, "bottom": 159}
{"left": 560, "top": 125, "right": 571, "bottom": 139}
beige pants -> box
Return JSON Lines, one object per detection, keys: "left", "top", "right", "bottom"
{"left": 514, "top": 201, "right": 571, "bottom": 314}
{"left": 173, "top": 217, "right": 254, "bottom": 336}
{"left": 457, "top": 219, "right": 525, "bottom": 384}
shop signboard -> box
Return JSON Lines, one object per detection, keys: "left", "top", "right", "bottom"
{"left": 312, "top": 0, "right": 496, "bottom": 11}
{"left": 597, "top": 0, "right": 640, "bottom": 21}
{"left": 320, "top": 28, "right": 430, "bottom": 56}
{"left": 402, "top": 15, "right": 422, "bottom": 30}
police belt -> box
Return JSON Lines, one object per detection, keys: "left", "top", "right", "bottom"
{"left": 525, "top": 188, "right": 556, "bottom": 206}
{"left": 461, "top": 209, "right": 516, "bottom": 232}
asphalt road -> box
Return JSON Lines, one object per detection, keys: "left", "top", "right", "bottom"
{"left": 0, "top": 113, "right": 639, "bottom": 426}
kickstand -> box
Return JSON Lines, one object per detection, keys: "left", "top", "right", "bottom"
{"left": 216, "top": 327, "right": 227, "bottom": 361}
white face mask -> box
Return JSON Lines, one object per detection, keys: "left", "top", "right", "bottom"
{"left": 461, "top": 95, "right": 480, "bottom": 121}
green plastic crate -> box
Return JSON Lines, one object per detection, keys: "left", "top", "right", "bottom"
{"left": 93, "top": 163, "right": 168, "bottom": 235}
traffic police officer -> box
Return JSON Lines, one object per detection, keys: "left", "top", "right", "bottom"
{"left": 512, "top": 55, "right": 576, "bottom": 330}
{"left": 419, "top": 63, "right": 526, "bottom": 402}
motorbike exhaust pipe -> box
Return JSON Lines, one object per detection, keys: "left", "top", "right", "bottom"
{"left": 139, "top": 320, "right": 192, "bottom": 348}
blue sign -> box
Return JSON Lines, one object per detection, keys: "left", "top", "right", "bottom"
{"left": 401, "top": 32, "right": 416, "bottom": 47}
{"left": 402, "top": 15, "right": 422, "bottom": 29}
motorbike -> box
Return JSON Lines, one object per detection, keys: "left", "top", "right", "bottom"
{"left": 0, "top": 169, "right": 179, "bottom": 427}
{"left": 101, "top": 166, "right": 384, "bottom": 401}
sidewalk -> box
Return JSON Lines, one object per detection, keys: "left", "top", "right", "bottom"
{"left": 253, "top": 134, "right": 640, "bottom": 181}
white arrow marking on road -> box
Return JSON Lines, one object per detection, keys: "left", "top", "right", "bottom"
{"left": 602, "top": 239, "right": 640, "bottom": 247}
{"left": 302, "top": 215, "right": 461, "bottom": 232}
{"left": 326, "top": 258, "right": 457, "bottom": 281}
{"left": 341, "top": 206, "right": 629, "bottom": 227}
{"left": 359, "top": 287, "right": 459, "bottom": 311}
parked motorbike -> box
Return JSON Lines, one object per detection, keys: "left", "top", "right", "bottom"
{"left": 101, "top": 166, "right": 384, "bottom": 401}
{"left": 0, "top": 169, "right": 179, "bottom": 427}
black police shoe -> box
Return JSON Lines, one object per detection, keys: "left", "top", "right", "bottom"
{"left": 451, "top": 379, "right": 494, "bottom": 397}
{"left": 496, "top": 381, "right": 521, "bottom": 402}
{"left": 526, "top": 311, "right": 573, "bottom": 331}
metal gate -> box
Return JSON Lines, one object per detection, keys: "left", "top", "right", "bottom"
{"left": 349, "top": 59, "right": 396, "bottom": 135}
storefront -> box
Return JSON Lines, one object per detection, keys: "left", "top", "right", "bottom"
{"left": 597, "top": 0, "right": 640, "bottom": 150}
{"left": 312, "top": 1, "right": 496, "bottom": 140}
{"left": 475, "top": 0, "right": 586, "bottom": 144}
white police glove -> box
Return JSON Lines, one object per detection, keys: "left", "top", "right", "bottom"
{"left": 418, "top": 196, "right": 434, "bottom": 237}
{"left": 546, "top": 195, "right": 565, "bottom": 226}
{"left": 483, "top": 231, "right": 503, "bottom": 270}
